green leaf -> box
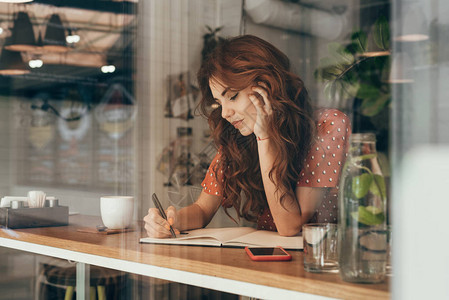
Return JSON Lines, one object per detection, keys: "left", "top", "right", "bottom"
{"left": 365, "top": 206, "right": 383, "bottom": 214}
{"left": 351, "top": 206, "right": 385, "bottom": 226}
{"left": 323, "top": 66, "right": 343, "bottom": 78}
{"left": 341, "top": 80, "right": 360, "bottom": 99}
{"left": 324, "top": 81, "right": 337, "bottom": 100}
{"left": 345, "top": 42, "right": 361, "bottom": 55}
{"left": 315, "top": 57, "right": 346, "bottom": 81}
{"left": 318, "top": 57, "right": 337, "bottom": 69}
{"left": 328, "top": 43, "right": 355, "bottom": 66}
{"left": 352, "top": 173, "right": 372, "bottom": 199}
{"left": 373, "top": 16, "right": 390, "bottom": 50}
{"left": 338, "top": 49, "right": 355, "bottom": 65}
{"left": 356, "top": 84, "right": 380, "bottom": 99}
{"left": 351, "top": 31, "right": 367, "bottom": 53}
{"left": 370, "top": 174, "right": 387, "bottom": 200}
{"left": 360, "top": 94, "right": 390, "bottom": 117}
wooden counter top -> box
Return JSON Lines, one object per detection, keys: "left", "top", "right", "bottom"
{"left": 0, "top": 215, "right": 390, "bottom": 299}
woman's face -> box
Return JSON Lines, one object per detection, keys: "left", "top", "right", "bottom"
{"left": 209, "top": 79, "right": 258, "bottom": 136}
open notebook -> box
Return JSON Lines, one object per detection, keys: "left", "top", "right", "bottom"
{"left": 140, "top": 227, "right": 303, "bottom": 250}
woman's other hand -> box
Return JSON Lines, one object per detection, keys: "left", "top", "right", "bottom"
{"left": 249, "top": 82, "right": 273, "bottom": 140}
{"left": 143, "top": 205, "right": 180, "bottom": 238}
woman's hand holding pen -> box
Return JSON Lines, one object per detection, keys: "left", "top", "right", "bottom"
{"left": 249, "top": 82, "right": 273, "bottom": 141}
{"left": 144, "top": 205, "right": 180, "bottom": 238}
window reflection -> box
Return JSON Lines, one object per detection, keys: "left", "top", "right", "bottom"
{"left": 0, "top": 1, "right": 136, "bottom": 196}
{"left": 0, "top": 0, "right": 447, "bottom": 298}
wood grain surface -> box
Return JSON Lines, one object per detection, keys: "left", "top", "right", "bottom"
{"left": 0, "top": 215, "right": 390, "bottom": 299}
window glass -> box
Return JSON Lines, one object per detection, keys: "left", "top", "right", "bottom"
{"left": 2, "top": 0, "right": 447, "bottom": 298}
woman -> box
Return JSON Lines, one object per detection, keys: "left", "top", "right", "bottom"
{"left": 144, "top": 35, "right": 351, "bottom": 237}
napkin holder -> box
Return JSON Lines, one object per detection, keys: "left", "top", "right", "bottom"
{"left": 0, "top": 206, "right": 69, "bottom": 229}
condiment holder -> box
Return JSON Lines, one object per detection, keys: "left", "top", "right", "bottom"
{"left": 0, "top": 193, "right": 68, "bottom": 229}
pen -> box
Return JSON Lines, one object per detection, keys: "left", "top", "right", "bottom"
{"left": 152, "top": 193, "right": 177, "bottom": 238}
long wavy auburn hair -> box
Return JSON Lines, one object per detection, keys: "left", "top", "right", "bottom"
{"left": 197, "top": 35, "right": 315, "bottom": 222}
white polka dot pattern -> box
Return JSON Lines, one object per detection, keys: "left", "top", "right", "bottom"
{"left": 297, "top": 109, "right": 351, "bottom": 188}
{"left": 201, "top": 151, "right": 224, "bottom": 197}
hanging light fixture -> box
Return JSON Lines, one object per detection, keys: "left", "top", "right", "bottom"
{"left": 4, "top": 11, "right": 37, "bottom": 52}
{"left": 393, "top": 3, "right": 429, "bottom": 42}
{"left": 28, "top": 54, "right": 43, "bottom": 69}
{"left": 43, "top": 14, "right": 69, "bottom": 52}
{"left": 0, "top": 47, "right": 30, "bottom": 75}
{"left": 66, "top": 28, "right": 80, "bottom": 44}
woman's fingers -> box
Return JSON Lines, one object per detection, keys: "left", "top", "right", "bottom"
{"left": 143, "top": 207, "right": 176, "bottom": 238}
{"left": 166, "top": 205, "right": 177, "bottom": 226}
{"left": 249, "top": 94, "right": 265, "bottom": 115}
{"left": 249, "top": 82, "right": 273, "bottom": 140}
{"left": 252, "top": 83, "right": 272, "bottom": 114}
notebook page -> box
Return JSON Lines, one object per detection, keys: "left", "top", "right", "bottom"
{"left": 177, "top": 227, "right": 255, "bottom": 242}
{"left": 225, "top": 230, "right": 303, "bottom": 249}
{"left": 140, "top": 227, "right": 256, "bottom": 246}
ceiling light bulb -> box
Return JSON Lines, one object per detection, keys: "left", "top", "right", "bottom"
{"left": 101, "top": 65, "right": 116, "bottom": 73}
{"left": 66, "top": 34, "right": 80, "bottom": 44}
{"left": 29, "top": 59, "right": 43, "bottom": 68}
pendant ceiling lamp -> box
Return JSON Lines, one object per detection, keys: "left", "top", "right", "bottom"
{"left": 43, "top": 14, "right": 69, "bottom": 52}
{"left": 0, "top": 46, "right": 30, "bottom": 75}
{"left": 394, "top": 3, "right": 429, "bottom": 42}
{"left": 4, "top": 11, "right": 37, "bottom": 52}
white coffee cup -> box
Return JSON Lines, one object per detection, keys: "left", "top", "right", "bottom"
{"left": 100, "top": 196, "right": 134, "bottom": 229}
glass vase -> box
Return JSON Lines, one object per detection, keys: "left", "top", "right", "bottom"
{"left": 338, "top": 133, "right": 388, "bottom": 283}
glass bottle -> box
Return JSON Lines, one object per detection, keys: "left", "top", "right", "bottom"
{"left": 338, "top": 133, "right": 388, "bottom": 283}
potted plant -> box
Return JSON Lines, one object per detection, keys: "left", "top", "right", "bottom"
{"left": 314, "top": 16, "right": 391, "bottom": 152}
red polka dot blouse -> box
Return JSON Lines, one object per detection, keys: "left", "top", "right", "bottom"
{"left": 201, "top": 108, "right": 352, "bottom": 231}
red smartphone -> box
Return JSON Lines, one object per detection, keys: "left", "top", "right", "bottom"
{"left": 245, "top": 246, "right": 292, "bottom": 261}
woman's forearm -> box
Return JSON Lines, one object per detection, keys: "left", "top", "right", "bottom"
{"left": 174, "top": 192, "right": 222, "bottom": 231}
{"left": 175, "top": 203, "right": 208, "bottom": 231}
{"left": 257, "top": 140, "right": 305, "bottom": 236}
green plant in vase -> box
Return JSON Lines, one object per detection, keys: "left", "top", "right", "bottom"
{"left": 338, "top": 132, "right": 388, "bottom": 283}
{"left": 348, "top": 153, "right": 387, "bottom": 227}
